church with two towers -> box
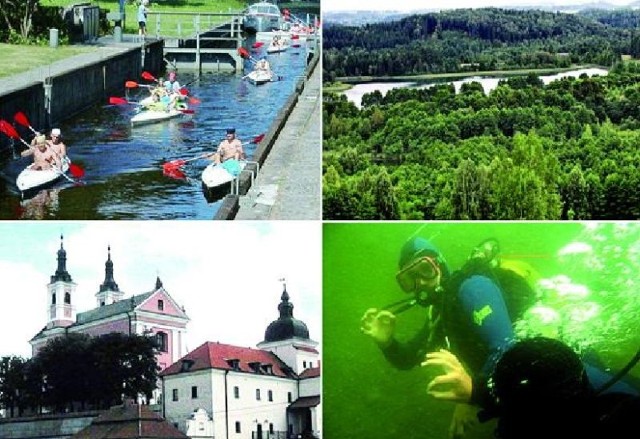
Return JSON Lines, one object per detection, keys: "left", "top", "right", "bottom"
{"left": 27, "top": 236, "right": 321, "bottom": 439}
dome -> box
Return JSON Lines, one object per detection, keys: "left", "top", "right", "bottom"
{"left": 263, "top": 288, "right": 310, "bottom": 342}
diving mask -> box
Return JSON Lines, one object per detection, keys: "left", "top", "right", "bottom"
{"left": 396, "top": 256, "right": 441, "bottom": 293}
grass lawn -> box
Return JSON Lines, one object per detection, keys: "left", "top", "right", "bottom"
{"left": 323, "top": 82, "right": 353, "bottom": 93}
{"left": 0, "top": 43, "right": 95, "bottom": 78}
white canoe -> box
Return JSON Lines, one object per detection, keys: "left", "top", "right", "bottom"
{"left": 246, "top": 69, "right": 274, "bottom": 85}
{"left": 201, "top": 160, "right": 247, "bottom": 190}
{"left": 266, "top": 44, "right": 288, "bottom": 54}
{"left": 17, "top": 159, "right": 70, "bottom": 193}
{"left": 131, "top": 108, "right": 184, "bottom": 126}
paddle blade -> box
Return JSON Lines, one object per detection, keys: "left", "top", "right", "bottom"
{"left": 14, "top": 111, "right": 31, "bottom": 128}
{"left": 0, "top": 119, "right": 20, "bottom": 139}
{"left": 125, "top": 80, "right": 139, "bottom": 88}
{"left": 252, "top": 41, "right": 264, "bottom": 48}
{"left": 109, "top": 97, "right": 128, "bottom": 105}
{"left": 163, "top": 160, "right": 186, "bottom": 171}
{"left": 179, "top": 88, "right": 189, "bottom": 96}
{"left": 163, "top": 166, "right": 187, "bottom": 180}
{"left": 189, "top": 97, "right": 201, "bottom": 105}
{"left": 252, "top": 133, "right": 265, "bottom": 144}
{"left": 142, "top": 71, "right": 157, "bottom": 82}
{"left": 179, "top": 109, "right": 195, "bottom": 115}
{"left": 69, "top": 163, "right": 85, "bottom": 178}
{"left": 291, "top": 34, "right": 300, "bottom": 40}
{"left": 238, "top": 47, "right": 250, "bottom": 58}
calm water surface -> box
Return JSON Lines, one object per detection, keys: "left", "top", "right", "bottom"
{"left": 344, "top": 67, "right": 609, "bottom": 108}
{"left": 0, "top": 41, "right": 312, "bottom": 219}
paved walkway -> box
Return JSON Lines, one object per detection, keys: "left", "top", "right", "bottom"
{"left": 235, "top": 62, "right": 321, "bottom": 220}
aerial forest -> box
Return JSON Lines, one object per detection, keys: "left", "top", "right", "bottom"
{"left": 322, "top": 8, "right": 640, "bottom": 220}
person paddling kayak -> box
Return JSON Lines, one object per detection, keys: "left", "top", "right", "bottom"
{"left": 21, "top": 135, "right": 62, "bottom": 171}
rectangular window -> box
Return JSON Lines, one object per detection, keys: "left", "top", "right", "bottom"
{"left": 235, "top": 421, "right": 241, "bottom": 433}
{"left": 287, "top": 392, "right": 292, "bottom": 403}
{"left": 172, "top": 389, "right": 178, "bottom": 401}
{"left": 191, "top": 386, "right": 198, "bottom": 399}
{"left": 268, "top": 390, "right": 273, "bottom": 402}
{"left": 158, "top": 299, "right": 164, "bottom": 311}
{"left": 256, "top": 389, "right": 261, "bottom": 400}
{"left": 303, "top": 361, "right": 307, "bottom": 368}
{"left": 234, "top": 386, "right": 240, "bottom": 399}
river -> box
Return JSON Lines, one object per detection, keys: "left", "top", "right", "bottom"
{"left": 0, "top": 40, "right": 313, "bottom": 220}
{"left": 343, "top": 67, "right": 609, "bottom": 108}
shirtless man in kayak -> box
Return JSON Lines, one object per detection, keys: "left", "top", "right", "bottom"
{"left": 21, "top": 135, "right": 62, "bottom": 171}
{"left": 48, "top": 128, "right": 67, "bottom": 160}
{"left": 206, "top": 128, "right": 245, "bottom": 164}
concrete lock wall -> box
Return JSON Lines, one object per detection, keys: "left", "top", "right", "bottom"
{"left": 0, "top": 412, "right": 100, "bottom": 439}
{"left": 0, "top": 42, "right": 164, "bottom": 146}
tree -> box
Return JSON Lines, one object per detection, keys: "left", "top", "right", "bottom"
{"left": 0, "top": 0, "right": 40, "bottom": 40}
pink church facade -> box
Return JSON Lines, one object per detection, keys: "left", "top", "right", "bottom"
{"left": 30, "top": 237, "right": 189, "bottom": 371}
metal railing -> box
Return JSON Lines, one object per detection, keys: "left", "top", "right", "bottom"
{"left": 147, "top": 11, "right": 244, "bottom": 40}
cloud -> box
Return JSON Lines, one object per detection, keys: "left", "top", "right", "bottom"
{"left": 0, "top": 222, "right": 321, "bottom": 360}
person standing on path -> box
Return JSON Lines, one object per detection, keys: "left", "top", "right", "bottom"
{"left": 138, "top": 0, "right": 149, "bottom": 40}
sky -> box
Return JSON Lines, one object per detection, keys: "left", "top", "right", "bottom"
{"left": 0, "top": 221, "right": 321, "bottom": 359}
{"left": 323, "top": 0, "right": 635, "bottom": 12}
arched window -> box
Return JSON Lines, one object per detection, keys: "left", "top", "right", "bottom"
{"left": 156, "top": 332, "right": 168, "bottom": 352}
{"left": 52, "top": 293, "right": 56, "bottom": 305}
{"left": 64, "top": 292, "right": 71, "bottom": 304}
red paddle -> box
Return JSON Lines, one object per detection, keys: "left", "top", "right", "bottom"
{"left": 109, "top": 96, "right": 131, "bottom": 105}
{"left": 141, "top": 71, "right": 159, "bottom": 82}
{"left": 14, "top": 112, "right": 38, "bottom": 134}
{"left": 252, "top": 41, "right": 264, "bottom": 48}
{"left": 0, "top": 119, "right": 31, "bottom": 147}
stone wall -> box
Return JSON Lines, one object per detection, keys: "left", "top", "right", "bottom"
{"left": 0, "top": 411, "right": 100, "bottom": 439}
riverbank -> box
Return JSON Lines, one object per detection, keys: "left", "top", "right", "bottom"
{"left": 329, "top": 64, "right": 603, "bottom": 89}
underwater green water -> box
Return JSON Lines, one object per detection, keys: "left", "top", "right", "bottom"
{"left": 323, "top": 222, "right": 640, "bottom": 439}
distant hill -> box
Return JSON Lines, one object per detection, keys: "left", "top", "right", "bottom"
{"left": 323, "top": 2, "right": 640, "bottom": 25}
{"left": 323, "top": 8, "right": 635, "bottom": 79}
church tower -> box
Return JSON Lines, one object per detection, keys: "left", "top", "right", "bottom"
{"left": 257, "top": 281, "right": 319, "bottom": 374}
{"left": 95, "top": 245, "right": 124, "bottom": 307}
{"left": 46, "top": 235, "right": 77, "bottom": 329}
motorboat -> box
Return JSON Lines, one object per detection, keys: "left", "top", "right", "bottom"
{"left": 243, "top": 1, "right": 282, "bottom": 34}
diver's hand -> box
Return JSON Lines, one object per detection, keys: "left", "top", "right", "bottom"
{"left": 448, "top": 403, "right": 480, "bottom": 439}
{"left": 421, "top": 349, "right": 472, "bottom": 403}
{"left": 360, "top": 308, "right": 396, "bottom": 347}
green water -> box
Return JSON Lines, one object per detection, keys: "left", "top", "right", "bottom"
{"left": 323, "top": 222, "right": 640, "bottom": 438}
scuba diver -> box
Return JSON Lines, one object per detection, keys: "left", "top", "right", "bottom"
{"left": 360, "top": 236, "right": 537, "bottom": 438}
{"left": 489, "top": 337, "right": 640, "bottom": 439}
{"left": 360, "top": 236, "right": 639, "bottom": 438}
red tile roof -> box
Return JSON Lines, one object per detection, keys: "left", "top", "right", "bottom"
{"left": 161, "top": 342, "right": 294, "bottom": 378}
{"left": 299, "top": 366, "right": 321, "bottom": 379}
{"left": 72, "top": 403, "right": 187, "bottom": 439}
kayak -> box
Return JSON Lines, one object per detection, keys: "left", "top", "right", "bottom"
{"left": 266, "top": 43, "right": 288, "bottom": 54}
{"left": 202, "top": 159, "right": 247, "bottom": 190}
{"left": 246, "top": 69, "right": 274, "bottom": 85}
{"left": 17, "top": 158, "right": 70, "bottom": 193}
{"left": 131, "top": 108, "right": 185, "bottom": 126}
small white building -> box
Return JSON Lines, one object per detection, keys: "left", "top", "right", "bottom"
{"left": 161, "top": 287, "right": 321, "bottom": 439}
